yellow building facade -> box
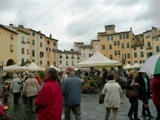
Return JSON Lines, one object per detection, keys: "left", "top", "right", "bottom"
{"left": 45, "top": 35, "right": 58, "bottom": 68}
{"left": 97, "top": 25, "right": 133, "bottom": 65}
{"left": 0, "top": 25, "right": 18, "bottom": 67}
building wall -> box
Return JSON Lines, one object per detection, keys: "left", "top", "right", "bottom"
{"left": 45, "top": 37, "right": 58, "bottom": 68}
{"left": 79, "top": 48, "right": 93, "bottom": 62}
{"left": 91, "top": 40, "right": 100, "bottom": 54}
{"left": 98, "top": 25, "right": 133, "bottom": 65}
{"left": 16, "top": 31, "right": 30, "bottom": 65}
{"left": 0, "top": 27, "right": 18, "bottom": 66}
{"left": 58, "top": 52, "right": 81, "bottom": 71}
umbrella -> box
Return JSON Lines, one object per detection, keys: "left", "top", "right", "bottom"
{"left": 139, "top": 53, "right": 160, "bottom": 75}
{"left": 132, "top": 63, "right": 141, "bottom": 68}
{"left": 123, "top": 64, "right": 133, "bottom": 69}
{"left": 3, "top": 65, "right": 28, "bottom": 72}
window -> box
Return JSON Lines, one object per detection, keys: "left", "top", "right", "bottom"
{"left": 66, "top": 61, "right": 68, "bottom": 66}
{"left": 117, "top": 41, "right": 120, "bottom": 45}
{"left": 127, "top": 53, "right": 130, "bottom": 58}
{"left": 122, "top": 54, "right": 126, "bottom": 59}
{"left": 47, "top": 61, "right": 50, "bottom": 66}
{"left": 134, "top": 52, "right": 137, "bottom": 58}
{"left": 137, "top": 38, "right": 139, "bottom": 41}
{"left": 10, "top": 45, "right": 13, "bottom": 51}
{"left": 40, "top": 52, "right": 44, "bottom": 57}
{"left": 109, "top": 45, "right": 112, "bottom": 49}
{"left": 83, "top": 53, "right": 85, "bottom": 57}
{"left": 118, "top": 51, "right": 120, "bottom": 55}
{"left": 119, "top": 34, "right": 125, "bottom": 39}
{"left": 22, "top": 48, "right": 25, "bottom": 54}
{"left": 32, "top": 32, "right": 35, "bottom": 36}
{"left": 114, "top": 41, "right": 116, "bottom": 46}
{"left": 110, "top": 55, "right": 113, "bottom": 60}
{"left": 126, "top": 34, "right": 129, "bottom": 39}
{"left": 141, "top": 52, "right": 144, "bottom": 57}
{"left": 115, "top": 35, "right": 118, "bottom": 38}
{"left": 27, "top": 49, "right": 29, "bottom": 53}
{"left": 127, "top": 43, "right": 129, "bottom": 48}
{"left": 121, "top": 43, "right": 124, "bottom": 49}
{"left": 145, "top": 32, "right": 151, "bottom": 38}
{"left": 27, "top": 38, "right": 30, "bottom": 43}
{"left": 40, "top": 35, "right": 42, "bottom": 39}
{"left": 135, "top": 61, "right": 137, "bottom": 63}
{"left": 32, "top": 40, "right": 35, "bottom": 45}
{"left": 40, "top": 60, "right": 42, "bottom": 65}
{"left": 147, "top": 42, "right": 151, "bottom": 47}
{"left": 32, "top": 59, "right": 35, "bottom": 62}
{"left": 115, "top": 51, "right": 117, "bottom": 55}
{"left": 22, "top": 37, "right": 25, "bottom": 42}
{"left": 54, "top": 62, "right": 56, "bottom": 66}
{"left": 22, "top": 58, "right": 24, "bottom": 64}
{"left": 10, "top": 34, "right": 13, "bottom": 39}
{"left": 72, "top": 61, "right": 74, "bottom": 66}
{"left": 128, "top": 61, "right": 131, "bottom": 64}
{"left": 147, "top": 52, "right": 153, "bottom": 58}
{"left": 32, "top": 50, "right": 35, "bottom": 56}
{"left": 89, "top": 54, "right": 93, "bottom": 57}
{"left": 156, "top": 46, "right": 159, "bottom": 52}
{"left": 102, "top": 37, "right": 105, "bottom": 41}
{"left": 140, "top": 47, "right": 143, "bottom": 49}
{"left": 107, "top": 36, "right": 113, "bottom": 41}
{"left": 52, "top": 49, "right": 55, "bottom": 52}
{"left": 60, "top": 60, "right": 62, "bottom": 65}
{"left": 102, "top": 45, "right": 105, "bottom": 50}
{"left": 142, "top": 38, "right": 144, "bottom": 43}
{"left": 46, "top": 47, "right": 48, "bottom": 51}
{"left": 40, "top": 42, "right": 42, "bottom": 47}
{"left": 53, "top": 42, "right": 56, "bottom": 46}
{"left": 155, "top": 37, "right": 159, "bottom": 41}
{"left": 95, "top": 45, "right": 98, "bottom": 50}
{"left": 47, "top": 40, "right": 50, "bottom": 44}
{"left": 134, "top": 48, "right": 136, "bottom": 51}
{"left": 109, "top": 31, "right": 111, "bottom": 34}
{"left": 49, "top": 48, "right": 51, "bottom": 52}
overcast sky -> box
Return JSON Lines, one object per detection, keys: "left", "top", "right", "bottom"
{"left": 0, "top": 0, "right": 160, "bottom": 50}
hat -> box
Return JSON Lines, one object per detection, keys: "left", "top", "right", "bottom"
{"left": 67, "top": 67, "right": 74, "bottom": 71}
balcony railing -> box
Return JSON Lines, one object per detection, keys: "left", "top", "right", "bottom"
{"left": 146, "top": 46, "right": 152, "bottom": 50}
{"left": 131, "top": 43, "right": 144, "bottom": 48}
{"left": 21, "top": 41, "right": 26, "bottom": 44}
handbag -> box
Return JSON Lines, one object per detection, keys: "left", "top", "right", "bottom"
{"left": 126, "top": 86, "right": 138, "bottom": 98}
{"left": 99, "top": 94, "right": 105, "bottom": 104}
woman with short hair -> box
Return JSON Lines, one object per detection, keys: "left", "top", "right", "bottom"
{"left": 102, "top": 74, "right": 123, "bottom": 120}
{"left": 127, "top": 70, "right": 140, "bottom": 120}
{"left": 23, "top": 73, "right": 39, "bottom": 112}
{"left": 35, "top": 68, "right": 63, "bottom": 120}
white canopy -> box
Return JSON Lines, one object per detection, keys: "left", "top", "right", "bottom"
{"left": 132, "top": 63, "right": 141, "bottom": 68}
{"left": 49, "top": 65, "right": 61, "bottom": 71}
{"left": 3, "top": 65, "right": 28, "bottom": 72}
{"left": 123, "top": 64, "right": 133, "bottom": 69}
{"left": 75, "top": 50, "right": 122, "bottom": 68}
{"left": 28, "top": 62, "right": 45, "bottom": 71}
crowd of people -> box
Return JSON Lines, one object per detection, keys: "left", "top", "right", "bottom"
{"left": 5, "top": 66, "right": 160, "bottom": 120}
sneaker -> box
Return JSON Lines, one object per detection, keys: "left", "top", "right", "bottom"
{"left": 128, "top": 116, "right": 134, "bottom": 120}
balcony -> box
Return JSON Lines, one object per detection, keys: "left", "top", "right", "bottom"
{"left": 146, "top": 46, "right": 152, "bottom": 50}
{"left": 10, "top": 50, "right": 13, "bottom": 52}
{"left": 22, "top": 51, "right": 25, "bottom": 54}
{"left": 27, "top": 41, "right": 30, "bottom": 44}
{"left": 21, "top": 41, "right": 26, "bottom": 44}
{"left": 39, "top": 54, "right": 44, "bottom": 58}
{"left": 131, "top": 43, "right": 144, "bottom": 48}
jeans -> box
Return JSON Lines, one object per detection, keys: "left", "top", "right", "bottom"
{"left": 105, "top": 108, "right": 118, "bottom": 120}
{"left": 128, "top": 98, "right": 138, "bottom": 118}
{"left": 64, "top": 105, "right": 82, "bottom": 120}
{"left": 156, "top": 105, "right": 160, "bottom": 120}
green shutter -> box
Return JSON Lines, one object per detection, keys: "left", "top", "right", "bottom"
{"left": 119, "top": 35, "right": 121, "bottom": 39}
{"left": 107, "top": 36, "right": 109, "bottom": 41}
{"left": 111, "top": 36, "right": 113, "bottom": 41}
{"left": 147, "top": 53, "right": 149, "bottom": 58}
{"left": 123, "top": 34, "right": 125, "bottom": 39}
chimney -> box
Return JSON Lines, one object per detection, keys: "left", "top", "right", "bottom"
{"left": 18, "top": 25, "right": 24, "bottom": 28}
{"left": 130, "top": 27, "right": 132, "bottom": 32}
{"left": 9, "top": 23, "right": 14, "bottom": 27}
{"left": 50, "top": 34, "right": 52, "bottom": 38}
{"left": 71, "top": 49, "right": 73, "bottom": 51}
{"left": 38, "top": 31, "right": 41, "bottom": 33}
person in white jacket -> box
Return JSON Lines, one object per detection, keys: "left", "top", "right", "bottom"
{"left": 102, "top": 74, "right": 123, "bottom": 120}
{"left": 10, "top": 74, "right": 21, "bottom": 104}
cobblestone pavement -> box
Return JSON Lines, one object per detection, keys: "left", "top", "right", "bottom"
{"left": 6, "top": 90, "right": 156, "bottom": 120}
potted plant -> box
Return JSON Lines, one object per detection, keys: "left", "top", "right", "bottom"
{"left": 0, "top": 99, "right": 11, "bottom": 120}
{"left": 66, "top": 56, "right": 69, "bottom": 59}
{"left": 71, "top": 57, "right": 74, "bottom": 59}
{"left": 59, "top": 56, "right": 63, "bottom": 59}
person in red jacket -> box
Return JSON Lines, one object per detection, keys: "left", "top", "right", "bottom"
{"left": 35, "top": 68, "right": 63, "bottom": 120}
{"left": 151, "top": 74, "right": 160, "bottom": 120}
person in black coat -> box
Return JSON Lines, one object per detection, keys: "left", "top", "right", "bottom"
{"left": 135, "top": 72, "right": 154, "bottom": 119}
{"left": 127, "top": 70, "right": 140, "bottom": 120}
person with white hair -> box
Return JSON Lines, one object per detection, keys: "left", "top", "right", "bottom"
{"left": 62, "top": 67, "right": 82, "bottom": 120}
{"left": 61, "top": 74, "right": 68, "bottom": 84}
{"left": 23, "top": 73, "right": 39, "bottom": 112}
{"left": 10, "top": 74, "right": 21, "bottom": 104}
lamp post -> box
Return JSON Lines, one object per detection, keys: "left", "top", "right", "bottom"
{"left": 0, "top": 61, "right": 3, "bottom": 96}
